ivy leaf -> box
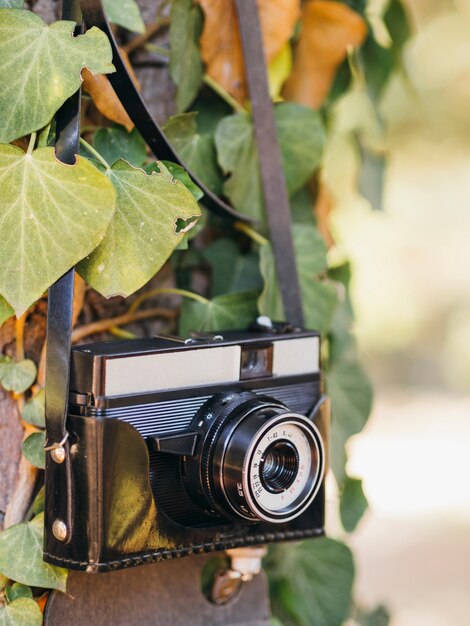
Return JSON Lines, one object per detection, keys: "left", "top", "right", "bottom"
{"left": 23, "top": 431, "right": 45, "bottom": 470}
{"left": 202, "top": 238, "right": 263, "bottom": 297}
{"left": 276, "top": 104, "right": 326, "bottom": 195}
{"left": 102, "top": 0, "right": 145, "bottom": 33}
{"left": 164, "top": 113, "right": 223, "bottom": 195}
{"left": 160, "top": 162, "right": 203, "bottom": 201}
{"left": 32, "top": 487, "right": 44, "bottom": 516}
{"left": 93, "top": 126, "right": 147, "bottom": 167}
{"left": 4, "top": 583, "right": 33, "bottom": 603}
{"left": 0, "top": 10, "right": 114, "bottom": 143}
{"left": 357, "top": 605, "right": 391, "bottom": 626}
{"left": 0, "top": 598, "right": 42, "bottom": 626}
{"left": 340, "top": 476, "right": 369, "bottom": 532}
{"left": 0, "top": 145, "right": 116, "bottom": 316}
{"left": 139, "top": 165, "right": 206, "bottom": 250}
{"left": 259, "top": 225, "right": 339, "bottom": 333}
{"left": 21, "top": 389, "right": 45, "bottom": 428}
{"left": 0, "top": 296, "right": 14, "bottom": 326}
{"left": 215, "top": 103, "right": 325, "bottom": 221}
{"left": 0, "top": 513, "right": 68, "bottom": 591}
{"left": 170, "top": 0, "right": 204, "bottom": 112}
{"left": 327, "top": 263, "right": 357, "bottom": 364}
{"left": 215, "top": 113, "right": 260, "bottom": 220}
{"left": 268, "top": 538, "right": 354, "bottom": 626}
{"left": 325, "top": 358, "right": 373, "bottom": 483}
{"left": 329, "top": 302, "right": 357, "bottom": 365}
{"left": 0, "top": 356, "right": 36, "bottom": 393}
{"left": 179, "top": 290, "right": 259, "bottom": 336}
{"left": 78, "top": 160, "right": 200, "bottom": 297}
{"left": 361, "top": 0, "right": 410, "bottom": 102}
{"left": 290, "top": 186, "right": 316, "bottom": 225}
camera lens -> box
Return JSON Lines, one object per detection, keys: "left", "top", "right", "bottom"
{"left": 184, "top": 392, "right": 325, "bottom": 525}
{"left": 259, "top": 440, "right": 299, "bottom": 493}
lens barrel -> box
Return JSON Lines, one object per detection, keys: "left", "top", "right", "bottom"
{"left": 183, "top": 392, "right": 325, "bottom": 524}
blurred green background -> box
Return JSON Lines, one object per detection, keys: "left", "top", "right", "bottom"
{"left": 326, "top": 0, "right": 470, "bottom": 623}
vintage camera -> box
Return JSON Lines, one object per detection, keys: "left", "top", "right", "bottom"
{"left": 44, "top": 319, "right": 329, "bottom": 572}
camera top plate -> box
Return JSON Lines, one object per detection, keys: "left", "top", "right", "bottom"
{"left": 71, "top": 327, "right": 319, "bottom": 358}
{"left": 69, "top": 328, "right": 321, "bottom": 402}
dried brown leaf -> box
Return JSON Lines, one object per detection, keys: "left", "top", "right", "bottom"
{"left": 198, "top": 0, "right": 300, "bottom": 103}
{"left": 82, "top": 68, "right": 134, "bottom": 131}
{"left": 284, "top": 0, "right": 367, "bottom": 108}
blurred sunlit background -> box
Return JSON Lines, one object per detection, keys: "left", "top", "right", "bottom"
{"left": 325, "top": 0, "right": 470, "bottom": 624}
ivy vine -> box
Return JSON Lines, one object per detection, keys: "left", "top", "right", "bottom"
{"left": 0, "top": 0, "right": 409, "bottom": 624}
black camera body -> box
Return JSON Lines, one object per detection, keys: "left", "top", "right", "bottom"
{"left": 44, "top": 323, "right": 329, "bottom": 572}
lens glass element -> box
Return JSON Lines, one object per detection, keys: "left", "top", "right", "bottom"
{"left": 259, "top": 440, "right": 299, "bottom": 493}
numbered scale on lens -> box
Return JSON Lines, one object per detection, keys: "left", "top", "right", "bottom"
{"left": 242, "top": 414, "right": 325, "bottom": 523}
{"left": 250, "top": 423, "right": 312, "bottom": 510}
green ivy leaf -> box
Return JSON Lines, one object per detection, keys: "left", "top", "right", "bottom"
{"left": 340, "top": 476, "right": 369, "bottom": 532}
{"left": 203, "top": 238, "right": 263, "bottom": 298}
{"left": 215, "top": 103, "right": 325, "bottom": 221}
{"left": 0, "top": 356, "right": 36, "bottom": 393}
{"left": 268, "top": 539, "right": 354, "bottom": 626}
{"left": 21, "top": 389, "right": 45, "bottom": 428}
{"left": 164, "top": 113, "right": 223, "bottom": 195}
{"left": 0, "top": 145, "right": 116, "bottom": 315}
{"left": 357, "top": 605, "right": 390, "bottom": 626}
{"left": 290, "top": 186, "right": 316, "bottom": 225}
{"left": 103, "top": 0, "right": 144, "bottom": 33}
{"left": 0, "top": 513, "right": 68, "bottom": 591}
{"left": 328, "top": 303, "right": 357, "bottom": 365}
{"left": 78, "top": 160, "right": 200, "bottom": 297}
{"left": 4, "top": 583, "right": 33, "bottom": 603}
{"left": 93, "top": 126, "right": 147, "bottom": 167}
{"left": 32, "top": 487, "right": 44, "bottom": 516}
{"left": 0, "top": 10, "right": 114, "bottom": 143}
{"left": 159, "top": 162, "right": 203, "bottom": 201}
{"left": 361, "top": 0, "right": 410, "bottom": 102}
{"left": 258, "top": 225, "right": 339, "bottom": 333}
{"left": 0, "top": 296, "right": 14, "bottom": 327}
{"left": 144, "top": 161, "right": 204, "bottom": 203}
{"left": 276, "top": 103, "right": 325, "bottom": 195}
{"left": 23, "top": 431, "right": 45, "bottom": 470}
{"left": 0, "top": 598, "right": 42, "bottom": 626}
{"left": 325, "top": 358, "right": 373, "bottom": 483}
{"left": 170, "top": 0, "right": 203, "bottom": 112}
{"left": 179, "top": 290, "right": 259, "bottom": 336}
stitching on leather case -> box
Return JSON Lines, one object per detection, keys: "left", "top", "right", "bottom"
{"left": 44, "top": 528, "right": 324, "bottom": 571}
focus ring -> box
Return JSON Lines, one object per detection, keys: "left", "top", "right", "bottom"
{"left": 198, "top": 392, "right": 258, "bottom": 512}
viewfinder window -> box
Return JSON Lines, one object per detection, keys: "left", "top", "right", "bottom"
{"left": 240, "top": 344, "right": 273, "bottom": 380}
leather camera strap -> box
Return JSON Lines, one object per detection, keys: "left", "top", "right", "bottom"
{"left": 45, "top": 0, "right": 305, "bottom": 540}
{"left": 43, "top": 0, "right": 82, "bottom": 543}
{"left": 234, "top": 0, "right": 304, "bottom": 328}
